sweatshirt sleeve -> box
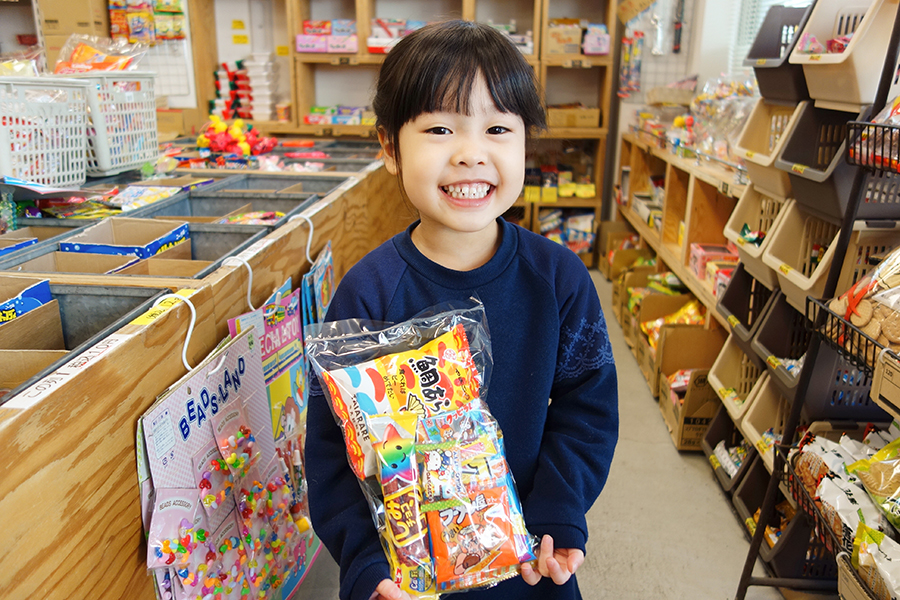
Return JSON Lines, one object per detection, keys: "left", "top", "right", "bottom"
{"left": 305, "top": 284, "right": 391, "bottom": 600}
{"left": 521, "top": 266, "right": 619, "bottom": 553}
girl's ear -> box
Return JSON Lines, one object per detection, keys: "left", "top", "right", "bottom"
{"left": 377, "top": 128, "right": 399, "bottom": 175}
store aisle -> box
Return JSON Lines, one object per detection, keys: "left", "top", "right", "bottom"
{"left": 293, "top": 271, "right": 832, "bottom": 600}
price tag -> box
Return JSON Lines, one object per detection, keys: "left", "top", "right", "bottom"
{"left": 709, "top": 455, "right": 721, "bottom": 470}
{"left": 233, "top": 34, "right": 249, "bottom": 45}
{"left": 276, "top": 46, "right": 290, "bottom": 56}
{"left": 779, "top": 263, "right": 792, "bottom": 275}
{"left": 745, "top": 517, "right": 757, "bottom": 535}
{"left": 718, "top": 181, "right": 730, "bottom": 196}
{"left": 232, "top": 20, "right": 245, "bottom": 30}
{"left": 810, "top": 54, "right": 822, "bottom": 61}
{"left": 745, "top": 151, "right": 755, "bottom": 159}
{"left": 756, "top": 59, "right": 767, "bottom": 66}
{"left": 718, "top": 387, "right": 728, "bottom": 399}
{"left": 767, "top": 355, "right": 782, "bottom": 369}
{"left": 130, "top": 289, "right": 198, "bottom": 326}
{"left": 756, "top": 438, "right": 771, "bottom": 454}
{"left": 736, "top": 237, "right": 746, "bottom": 246}
{"left": 791, "top": 164, "right": 808, "bottom": 175}
{"left": 727, "top": 315, "right": 740, "bottom": 328}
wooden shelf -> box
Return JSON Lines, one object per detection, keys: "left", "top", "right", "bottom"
{"left": 619, "top": 203, "right": 728, "bottom": 329}
{"left": 294, "top": 53, "right": 385, "bottom": 65}
{"left": 541, "top": 55, "right": 612, "bottom": 68}
{"left": 531, "top": 197, "right": 602, "bottom": 209}
{"left": 543, "top": 127, "right": 607, "bottom": 139}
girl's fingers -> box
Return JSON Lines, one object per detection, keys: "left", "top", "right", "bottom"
{"left": 521, "top": 561, "right": 541, "bottom": 586}
{"left": 537, "top": 535, "right": 554, "bottom": 577}
{"left": 374, "top": 579, "right": 402, "bottom": 600}
{"left": 568, "top": 549, "right": 585, "bottom": 574}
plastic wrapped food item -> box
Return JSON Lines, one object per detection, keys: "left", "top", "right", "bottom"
{"left": 306, "top": 300, "right": 537, "bottom": 597}
{"left": 854, "top": 523, "right": 900, "bottom": 599}
{"left": 53, "top": 34, "right": 147, "bottom": 73}
{"left": 640, "top": 299, "right": 705, "bottom": 350}
{"left": 689, "top": 73, "right": 757, "bottom": 165}
{"left": 0, "top": 45, "right": 44, "bottom": 76}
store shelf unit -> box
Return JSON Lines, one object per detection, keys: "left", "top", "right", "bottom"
{"left": 617, "top": 133, "right": 747, "bottom": 329}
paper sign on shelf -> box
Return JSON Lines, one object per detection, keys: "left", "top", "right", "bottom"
{"left": 130, "top": 289, "right": 198, "bottom": 326}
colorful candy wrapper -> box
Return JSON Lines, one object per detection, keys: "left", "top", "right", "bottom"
{"left": 307, "top": 300, "right": 538, "bottom": 596}
{"left": 319, "top": 323, "right": 482, "bottom": 479}
{"left": 147, "top": 489, "right": 208, "bottom": 571}
{"left": 193, "top": 438, "right": 235, "bottom": 521}
{"left": 739, "top": 223, "right": 765, "bottom": 246}
{"left": 211, "top": 511, "right": 247, "bottom": 599}
{"left": 798, "top": 32, "right": 824, "bottom": 54}
{"left": 211, "top": 403, "right": 259, "bottom": 479}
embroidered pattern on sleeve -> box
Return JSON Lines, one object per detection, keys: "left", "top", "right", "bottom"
{"left": 557, "top": 310, "right": 615, "bottom": 380}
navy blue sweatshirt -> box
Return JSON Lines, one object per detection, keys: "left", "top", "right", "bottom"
{"left": 306, "top": 218, "right": 619, "bottom": 600}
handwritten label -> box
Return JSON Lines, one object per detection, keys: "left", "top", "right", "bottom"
{"left": 276, "top": 45, "right": 289, "bottom": 56}
{"left": 233, "top": 34, "right": 249, "bottom": 45}
{"left": 234, "top": 239, "right": 275, "bottom": 263}
{"left": 779, "top": 263, "right": 792, "bottom": 275}
{"left": 2, "top": 333, "right": 133, "bottom": 410}
{"left": 130, "top": 289, "right": 198, "bottom": 326}
{"left": 767, "top": 355, "right": 782, "bottom": 369}
{"left": 727, "top": 315, "right": 740, "bottom": 329}
{"left": 791, "top": 164, "right": 808, "bottom": 175}
{"left": 232, "top": 20, "right": 245, "bottom": 30}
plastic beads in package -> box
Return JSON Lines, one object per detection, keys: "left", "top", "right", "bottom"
{"left": 306, "top": 299, "right": 537, "bottom": 597}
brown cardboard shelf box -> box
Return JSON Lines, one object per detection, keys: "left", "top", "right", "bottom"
{"left": 612, "top": 264, "right": 658, "bottom": 327}
{"left": 39, "top": 0, "right": 108, "bottom": 36}
{"left": 547, "top": 107, "right": 602, "bottom": 128}
{"left": 597, "top": 221, "right": 636, "bottom": 280}
{"left": 545, "top": 24, "right": 583, "bottom": 54}
{"left": 632, "top": 293, "right": 692, "bottom": 396}
{"left": 58, "top": 217, "right": 189, "bottom": 260}
{"left": 5, "top": 252, "right": 138, "bottom": 275}
{"left": 658, "top": 325, "right": 728, "bottom": 451}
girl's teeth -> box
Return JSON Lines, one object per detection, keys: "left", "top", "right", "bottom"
{"left": 444, "top": 183, "right": 490, "bottom": 200}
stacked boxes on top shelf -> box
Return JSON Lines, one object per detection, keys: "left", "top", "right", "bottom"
{"left": 242, "top": 53, "right": 280, "bottom": 122}
{"left": 296, "top": 19, "right": 359, "bottom": 53}
{"left": 212, "top": 63, "right": 246, "bottom": 120}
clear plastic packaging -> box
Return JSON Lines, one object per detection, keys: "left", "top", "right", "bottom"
{"left": 306, "top": 300, "right": 537, "bottom": 597}
{"left": 0, "top": 45, "right": 44, "bottom": 76}
{"left": 53, "top": 34, "right": 147, "bottom": 73}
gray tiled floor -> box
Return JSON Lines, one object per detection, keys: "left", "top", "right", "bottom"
{"left": 292, "top": 271, "right": 838, "bottom": 600}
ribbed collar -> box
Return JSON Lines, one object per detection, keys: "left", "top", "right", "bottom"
{"left": 393, "top": 217, "right": 518, "bottom": 289}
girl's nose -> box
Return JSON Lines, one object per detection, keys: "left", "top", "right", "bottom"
{"left": 452, "top": 137, "right": 487, "bottom": 166}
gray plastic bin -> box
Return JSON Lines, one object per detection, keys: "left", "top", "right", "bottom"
{"left": 743, "top": 4, "right": 814, "bottom": 103}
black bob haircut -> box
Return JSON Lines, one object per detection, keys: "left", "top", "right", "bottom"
{"left": 373, "top": 20, "right": 547, "bottom": 165}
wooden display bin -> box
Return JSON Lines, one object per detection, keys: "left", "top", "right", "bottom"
{"left": 632, "top": 293, "right": 693, "bottom": 395}
{"left": 657, "top": 325, "right": 728, "bottom": 450}
{"left": 612, "top": 264, "right": 657, "bottom": 327}
{"left": 597, "top": 220, "right": 636, "bottom": 279}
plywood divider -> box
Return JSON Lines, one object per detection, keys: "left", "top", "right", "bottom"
{"left": 0, "top": 165, "right": 404, "bottom": 599}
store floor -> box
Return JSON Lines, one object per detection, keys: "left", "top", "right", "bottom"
{"left": 293, "top": 272, "right": 837, "bottom": 600}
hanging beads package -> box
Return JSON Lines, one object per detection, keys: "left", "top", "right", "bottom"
{"left": 306, "top": 300, "right": 537, "bottom": 597}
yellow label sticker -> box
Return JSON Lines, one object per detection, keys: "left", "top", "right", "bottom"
{"left": 791, "top": 164, "right": 808, "bottom": 175}
{"left": 756, "top": 58, "right": 767, "bottom": 66}
{"left": 810, "top": 54, "right": 822, "bottom": 61}
{"left": 736, "top": 237, "right": 746, "bottom": 246}
{"left": 232, "top": 20, "right": 245, "bottom": 30}
{"left": 718, "top": 387, "right": 727, "bottom": 399}
{"left": 745, "top": 151, "right": 755, "bottom": 159}
{"left": 130, "top": 289, "right": 198, "bottom": 326}
{"left": 728, "top": 315, "right": 740, "bottom": 328}
{"left": 745, "top": 517, "right": 757, "bottom": 535}
{"left": 756, "top": 438, "right": 770, "bottom": 454}
{"left": 524, "top": 187, "right": 541, "bottom": 204}
{"left": 767, "top": 355, "right": 782, "bottom": 369}
{"left": 779, "top": 263, "right": 792, "bottom": 275}
{"left": 276, "top": 45, "right": 290, "bottom": 56}
{"left": 233, "top": 34, "right": 249, "bottom": 45}
{"left": 709, "top": 455, "right": 721, "bottom": 470}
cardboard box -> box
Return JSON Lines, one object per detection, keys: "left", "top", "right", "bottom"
{"left": 116, "top": 258, "right": 212, "bottom": 277}
{"left": 0, "top": 276, "right": 52, "bottom": 324}
{"left": 0, "top": 349, "right": 69, "bottom": 390}
{"left": 870, "top": 353, "right": 900, "bottom": 424}
{"left": 39, "top": 0, "right": 107, "bottom": 35}
{"left": 157, "top": 109, "right": 185, "bottom": 136}
{"left": 296, "top": 35, "right": 328, "bottom": 53}
{"left": 689, "top": 243, "right": 737, "bottom": 280}
{"left": 59, "top": 218, "right": 189, "bottom": 260}
{"left": 327, "top": 35, "right": 358, "bottom": 53}
{"left": 633, "top": 293, "right": 693, "bottom": 394}
{"left": 0, "top": 238, "right": 37, "bottom": 259}
{"left": 608, "top": 247, "right": 654, "bottom": 282}
{"left": 9, "top": 252, "right": 139, "bottom": 275}
{"left": 0, "top": 300, "right": 63, "bottom": 350}
{"left": 545, "top": 25, "right": 583, "bottom": 54}
{"left": 0, "top": 226, "right": 78, "bottom": 243}
{"left": 612, "top": 265, "right": 657, "bottom": 326}
{"left": 598, "top": 221, "right": 635, "bottom": 279}
{"left": 657, "top": 326, "right": 727, "bottom": 450}
{"left": 547, "top": 107, "right": 601, "bottom": 128}
{"left": 43, "top": 34, "right": 71, "bottom": 68}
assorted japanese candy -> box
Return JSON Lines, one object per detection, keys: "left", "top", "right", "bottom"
{"left": 713, "top": 439, "right": 749, "bottom": 478}
{"left": 306, "top": 301, "right": 538, "bottom": 597}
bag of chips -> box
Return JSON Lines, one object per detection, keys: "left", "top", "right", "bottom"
{"left": 306, "top": 299, "right": 537, "bottom": 598}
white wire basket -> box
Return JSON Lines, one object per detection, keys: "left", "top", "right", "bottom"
{"left": 66, "top": 72, "right": 159, "bottom": 177}
{"left": 0, "top": 77, "right": 89, "bottom": 187}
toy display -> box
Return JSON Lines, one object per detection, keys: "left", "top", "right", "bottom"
{"left": 196, "top": 116, "right": 278, "bottom": 157}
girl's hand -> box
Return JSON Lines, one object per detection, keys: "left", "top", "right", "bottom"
{"left": 369, "top": 579, "right": 413, "bottom": 600}
{"left": 521, "top": 534, "right": 585, "bottom": 586}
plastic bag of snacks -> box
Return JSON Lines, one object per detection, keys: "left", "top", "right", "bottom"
{"left": 640, "top": 299, "right": 705, "bottom": 350}
{"left": 689, "top": 73, "right": 757, "bottom": 165}
{"left": 53, "top": 34, "right": 147, "bottom": 74}
{"left": 0, "top": 45, "right": 44, "bottom": 77}
{"left": 849, "top": 95, "right": 900, "bottom": 171}
{"left": 854, "top": 523, "right": 900, "bottom": 599}
{"left": 824, "top": 244, "right": 900, "bottom": 367}
{"left": 305, "top": 300, "right": 537, "bottom": 598}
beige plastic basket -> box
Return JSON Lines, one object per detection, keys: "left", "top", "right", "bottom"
{"left": 762, "top": 200, "right": 900, "bottom": 312}
{"left": 741, "top": 373, "right": 787, "bottom": 473}
{"left": 709, "top": 334, "right": 765, "bottom": 425}
{"left": 734, "top": 99, "right": 806, "bottom": 198}
{"left": 724, "top": 188, "right": 792, "bottom": 290}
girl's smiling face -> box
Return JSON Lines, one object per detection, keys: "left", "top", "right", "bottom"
{"left": 382, "top": 73, "right": 526, "bottom": 247}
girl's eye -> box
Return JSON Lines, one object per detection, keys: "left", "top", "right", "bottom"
{"left": 487, "top": 126, "right": 510, "bottom": 134}
{"left": 426, "top": 126, "right": 451, "bottom": 135}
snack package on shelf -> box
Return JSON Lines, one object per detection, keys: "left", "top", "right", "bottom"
{"left": 823, "top": 244, "right": 900, "bottom": 368}
{"left": 53, "top": 34, "right": 147, "bottom": 73}
{"left": 640, "top": 299, "right": 705, "bottom": 350}
{"left": 0, "top": 45, "right": 44, "bottom": 76}
{"left": 854, "top": 523, "right": 900, "bottom": 599}
{"left": 751, "top": 500, "right": 795, "bottom": 548}
{"left": 305, "top": 300, "right": 538, "bottom": 597}
{"left": 849, "top": 95, "right": 900, "bottom": 171}
{"left": 689, "top": 73, "right": 758, "bottom": 165}
{"left": 849, "top": 437, "right": 900, "bottom": 531}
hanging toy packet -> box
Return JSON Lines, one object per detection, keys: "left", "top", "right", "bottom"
{"left": 306, "top": 300, "right": 537, "bottom": 596}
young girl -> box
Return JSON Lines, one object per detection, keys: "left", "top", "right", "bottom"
{"left": 305, "top": 20, "right": 619, "bottom": 600}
